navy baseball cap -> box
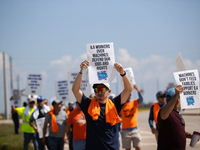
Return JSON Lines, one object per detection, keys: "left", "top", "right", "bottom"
{"left": 156, "top": 91, "right": 165, "bottom": 98}
{"left": 165, "top": 88, "right": 175, "bottom": 102}
{"left": 37, "top": 96, "right": 44, "bottom": 101}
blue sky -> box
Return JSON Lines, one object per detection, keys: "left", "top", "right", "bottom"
{"left": 0, "top": 0, "right": 200, "bottom": 114}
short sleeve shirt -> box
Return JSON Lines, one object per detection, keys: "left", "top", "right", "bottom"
{"left": 45, "top": 110, "right": 68, "bottom": 138}
{"left": 120, "top": 99, "right": 140, "bottom": 129}
{"left": 157, "top": 109, "right": 186, "bottom": 150}
{"left": 79, "top": 93, "right": 124, "bottom": 150}
{"left": 66, "top": 108, "right": 86, "bottom": 140}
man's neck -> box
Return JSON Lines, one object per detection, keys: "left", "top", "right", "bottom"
{"left": 97, "top": 98, "right": 107, "bottom": 104}
{"left": 54, "top": 109, "right": 60, "bottom": 114}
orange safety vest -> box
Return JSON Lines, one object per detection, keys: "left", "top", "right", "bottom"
{"left": 48, "top": 110, "right": 59, "bottom": 133}
{"left": 65, "top": 109, "right": 70, "bottom": 116}
{"left": 153, "top": 103, "right": 161, "bottom": 124}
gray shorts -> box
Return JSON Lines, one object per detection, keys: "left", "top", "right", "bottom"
{"left": 121, "top": 128, "right": 142, "bottom": 148}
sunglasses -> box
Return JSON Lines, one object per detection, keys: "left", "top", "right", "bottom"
{"left": 94, "top": 87, "right": 108, "bottom": 93}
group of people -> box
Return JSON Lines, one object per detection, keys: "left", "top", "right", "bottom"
{"left": 10, "top": 60, "right": 195, "bottom": 150}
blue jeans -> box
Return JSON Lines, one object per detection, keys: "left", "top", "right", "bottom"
{"left": 36, "top": 133, "right": 50, "bottom": 150}
{"left": 48, "top": 136, "right": 64, "bottom": 150}
{"left": 73, "top": 139, "right": 86, "bottom": 150}
{"left": 24, "top": 132, "right": 38, "bottom": 150}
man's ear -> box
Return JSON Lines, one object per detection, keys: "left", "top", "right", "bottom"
{"left": 108, "top": 89, "right": 111, "bottom": 94}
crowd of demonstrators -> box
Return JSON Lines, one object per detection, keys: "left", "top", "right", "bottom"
{"left": 11, "top": 95, "right": 38, "bottom": 150}
{"left": 65, "top": 101, "right": 86, "bottom": 150}
{"left": 148, "top": 91, "right": 166, "bottom": 142}
{"left": 72, "top": 60, "right": 133, "bottom": 150}
{"left": 42, "top": 99, "right": 68, "bottom": 150}
{"left": 29, "top": 96, "right": 51, "bottom": 150}
{"left": 8, "top": 60, "right": 200, "bottom": 150}
{"left": 120, "top": 84, "right": 143, "bottom": 150}
{"left": 157, "top": 85, "right": 193, "bottom": 150}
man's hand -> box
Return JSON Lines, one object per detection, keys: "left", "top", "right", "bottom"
{"left": 175, "top": 85, "right": 183, "bottom": 96}
{"left": 114, "top": 62, "right": 124, "bottom": 75}
{"left": 151, "top": 127, "right": 156, "bottom": 134}
{"left": 64, "top": 135, "right": 68, "bottom": 143}
{"left": 33, "top": 126, "right": 38, "bottom": 133}
{"left": 42, "top": 137, "right": 46, "bottom": 145}
{"left": 80, "top": 60, "right": 90, "bottom": 72}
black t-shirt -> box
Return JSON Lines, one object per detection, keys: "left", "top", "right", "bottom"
{"left": 79, "top": 93, "right": 124, "bottom": 150}
{"left": 157, "top": 109, "right": 186, "bottom": 150}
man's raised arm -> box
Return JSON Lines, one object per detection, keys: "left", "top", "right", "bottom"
{"left": 72, "top": 60, "right": 90, "bottom": 103}
{"left": 114, "top": 62, "right": 133, "bottom": 104}
{"left": 160, "top": 85, "right": 183, "bottom": 120}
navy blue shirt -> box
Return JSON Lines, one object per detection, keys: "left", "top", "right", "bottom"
{"left": 79, "top": 93, "right": 124, "bottom": 150}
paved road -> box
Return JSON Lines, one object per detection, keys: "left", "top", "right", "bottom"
{"left": 65, "top": 111, "right": 200, "bottom": 150}
{"left": 1, "top": 111, "right": 199, "bottom": 150}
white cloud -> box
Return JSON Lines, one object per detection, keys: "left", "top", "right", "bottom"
{"left": 117, "top": 49, "right": 138, "bottom": 69}
{"left": 50, "top": 55, "right": 72, "bottom": 66}
{"left": 184, "top": 59, "right": 200, "bottom": 71}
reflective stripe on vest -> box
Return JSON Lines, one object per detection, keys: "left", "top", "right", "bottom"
{"left": 21, "top": 108, "right": 35, "bottom": 133}
{"left": 153, "top": 103, "right": 161, "bottom": 124}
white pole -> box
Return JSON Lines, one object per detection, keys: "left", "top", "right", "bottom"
{"left": 3, "top": 52, "right": 9, "bottom": 119}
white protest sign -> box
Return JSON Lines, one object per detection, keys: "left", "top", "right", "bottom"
{"left": 25, "top": 74, "right": 42, "bottom": 95}
{"left": 68, "top": 71, "right": 93, "bottom": 102}
{"left": 12, "top": 89, "right": 21, "bottom": 100}
{"left": 55, "top": 80, "right": 69, "bottom": 102}
{"left": 173, "top": 69, "right": 200, "bottom": 109}
{"left": 174, "top": 53, "right": 187, "bottom": 71}
{"left": 86, "top": 42, "right": 117, "bottom": 84}
{"left": 35, "top": 117, "right": 49, "bottom": 138}
{"left": 11, "top": 89, "right": 21, "bottom": 107}
{"left": 10, "top": 100, "right": 21, "bottom": 107}
{"left": 124, "top": 67, "right": 136, "bottom": 85}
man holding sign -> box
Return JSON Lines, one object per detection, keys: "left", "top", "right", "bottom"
{"left": 157, "top": 85, "right": 194, "bottom": 150}
{"left": 72, "top": 60, "right": 133, "bottom": 150}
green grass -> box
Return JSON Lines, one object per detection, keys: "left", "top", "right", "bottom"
{"left": 138, "top": 107, "right": 150, "bottom": 112}
{"left": 0, "top": 124, "right": 34, "bottom": 150}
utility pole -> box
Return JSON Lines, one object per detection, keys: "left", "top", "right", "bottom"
{"left": 17, "top": 75, "right": 20, "bottom": 90}
{"left": 10, "top": 56, "right": 13, "bottom": 92}
{"left": 3, "top": 52, "right": 9, "bottom": 119}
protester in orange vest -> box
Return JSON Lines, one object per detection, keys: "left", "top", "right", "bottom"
{"left": 42, "top": 99, "right": 68, "bottom": 150}
{"left": 120, "top": 84, "right": 143, "bottom": 150}
{"left": 148, "top": 91, "right": 166, "bottom": 142}
{"left": 65, "top": 101, "right": 86, "bottom": 150}
{"left": 72, "top": 60, "right": 133, "bottom": 150}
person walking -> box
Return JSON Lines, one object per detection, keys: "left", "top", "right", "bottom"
{"left": 120, "top": 84, "right": 143, "bottom": 150}
{"left": 29, "top": 96, "right": 51, "bottom": 150}
{"left": 11, "top": 97, "right": 38, "bottom": 150}
{"left": 10, "top": 96, "right": 20, "bottom": 134}
{"left": 42, "top": 99, "right": 68, "bottom": 150}
{"left": 72, "top": 60, "right": 133, "bottom": 150}
{"left": 65, "top": 102, "right": 86, "bottom": 150}
{"left": 65, "top": 102, "right": 74, "bottom": 150}
{"left": 157, "top": 85, "right": 193, "bottom": 150}
{"left": 148, "top": 91, "right": 166, "bottom": 142}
